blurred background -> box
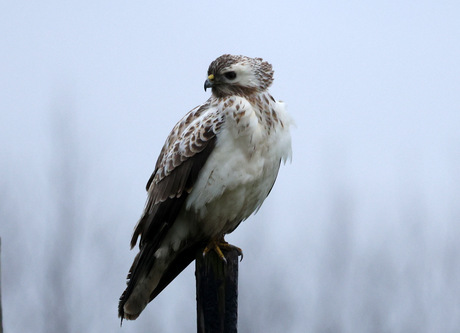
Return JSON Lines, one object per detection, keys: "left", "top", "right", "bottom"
{"left": 1, "top": 0, "right": 459, "bottom": 332}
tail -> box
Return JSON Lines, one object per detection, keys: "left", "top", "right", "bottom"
{"left": 118, "top": 241, "right": 207, "bottom": 323}
{"left": 118, "top": 245, "right": 160, "bottom": 321}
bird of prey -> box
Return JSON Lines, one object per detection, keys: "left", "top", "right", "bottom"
{"left": 119, "top": 54, "right": 292, "bottom": 321}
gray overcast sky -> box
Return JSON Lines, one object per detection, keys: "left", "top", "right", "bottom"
{"left": 1, "top": 1, "right": 459, "bottom": 332}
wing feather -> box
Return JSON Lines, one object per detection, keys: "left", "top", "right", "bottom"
{"left": 131, "top": 101, "right": 221, "bottom": 248}
{"left": 119, "top": 102, "right": 222, "bottom": 319}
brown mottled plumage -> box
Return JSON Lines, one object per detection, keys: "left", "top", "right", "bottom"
{"left": 119, "top": 54, "right": 292, "bottom": 322}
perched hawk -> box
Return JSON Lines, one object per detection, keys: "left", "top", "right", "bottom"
{"left": 119, "top": 54, "right": 292, "bottom": 320}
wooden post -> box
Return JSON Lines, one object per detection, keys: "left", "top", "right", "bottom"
{"left": 196, "top": 248, "right": 239, "bottom": 333}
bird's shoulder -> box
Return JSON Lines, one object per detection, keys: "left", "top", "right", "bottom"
{"left": 146, "top": 98, "right": 223, "bottom": 191}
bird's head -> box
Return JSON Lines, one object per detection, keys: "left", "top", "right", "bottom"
{"left": 204, "top": 54, "right": 274, "bottom": 98}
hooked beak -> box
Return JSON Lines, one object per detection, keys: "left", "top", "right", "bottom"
{"left": 204, "top": 74, "right": 214, "bottom": 91}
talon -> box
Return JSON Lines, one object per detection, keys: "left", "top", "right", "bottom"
{"left": 203, "top": 238, "right": 227, "bottom": 262}
{"left": 202, "top": 237, "right": 243, "bottom": 262}
{"left": 221, "top": 241, "right": 244, "bottom": 261}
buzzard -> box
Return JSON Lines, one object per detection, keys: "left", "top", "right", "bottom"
{"left": 119, "top": 54, "right": 292, "bottom": 320}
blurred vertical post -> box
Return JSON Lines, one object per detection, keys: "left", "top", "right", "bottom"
{"left": 196, "top": 248, "right": 239, "bottom": 333}
{"left": 0, "top": 238, "right": 3, "bottom": 333}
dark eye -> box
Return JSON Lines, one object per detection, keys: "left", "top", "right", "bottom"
{"left": 224, "top": 71, "right": 237, "bottom": 80}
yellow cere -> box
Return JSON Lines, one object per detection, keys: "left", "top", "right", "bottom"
{"left": 208, "top": 74, "right": 215, "bottom": 80}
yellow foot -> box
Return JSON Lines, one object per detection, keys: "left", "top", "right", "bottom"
{"left": 203, "top": 238, "right": 244, "bottom": 262}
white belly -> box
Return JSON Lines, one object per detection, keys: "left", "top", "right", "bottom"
{"left": 186, "top": 138, "right": 282, "bottom": 236}
{"left": 185, "top": 102, "right": 291, "bottom": 236}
